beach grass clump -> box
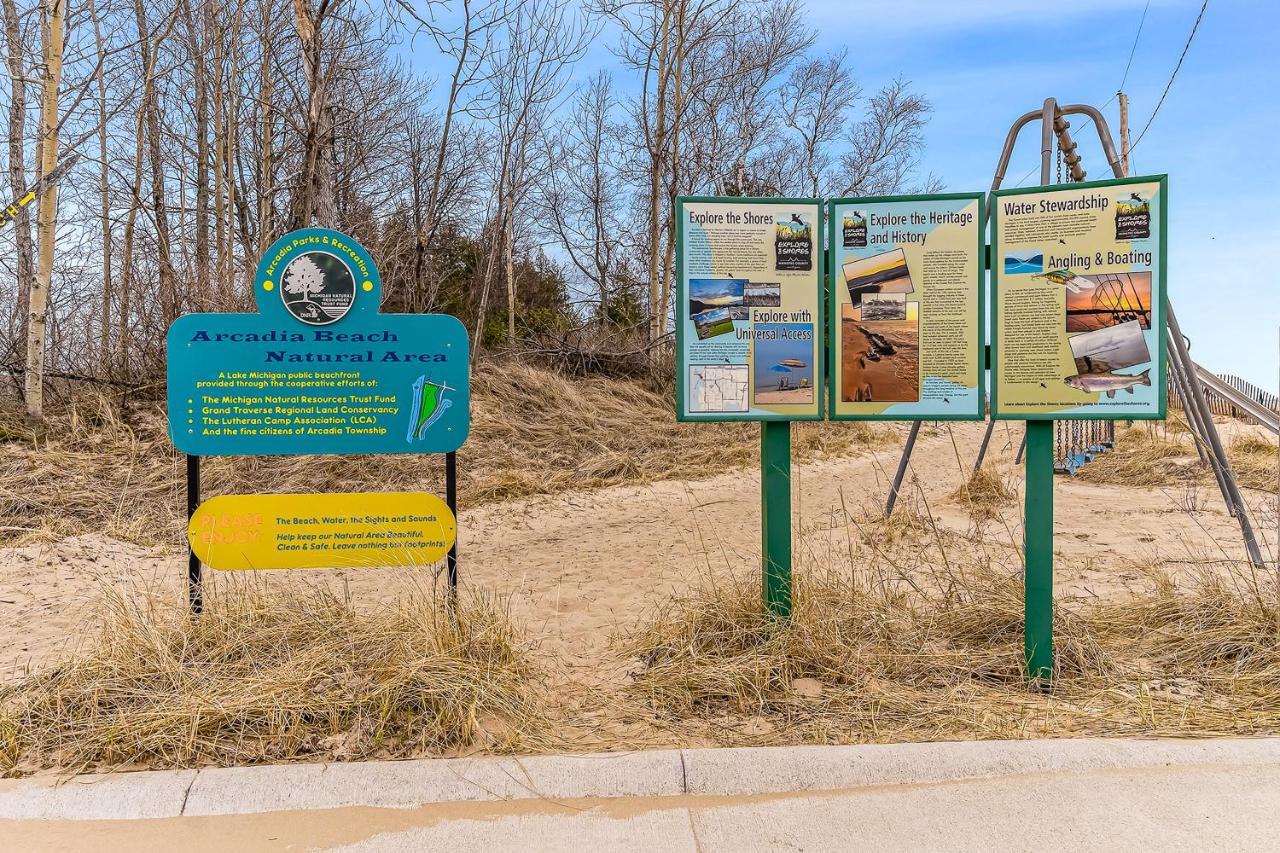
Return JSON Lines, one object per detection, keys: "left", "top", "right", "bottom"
{"left": 0, "top": 580, "right": 539, "bottom": 772}
{"left": 949, "top": 465, "right": 1015, "bottom": 522}
{"left": 1228, "top": 434, "right": 1278, "bottom": 493}
{"left": 624, "top": 545, "right": 1280, "bottom": 744}
{"left": 1074, "top": 423, "right": 1202, "bottom": 488}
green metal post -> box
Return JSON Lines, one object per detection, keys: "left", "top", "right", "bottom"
{"left": 1024, "top": 419, "right": 1054, "bottom": 680}
{"left": 761, "top": 420, "right": 792, "bottom": 619}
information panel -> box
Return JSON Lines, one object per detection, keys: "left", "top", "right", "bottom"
{"left": 675, "top": 197, "right": 823, "bottom": 421}
{"left": 828, "top": 193, "right": 983, "bottom": 419}
{"left": 992, "top": 175, "right": 1166, "bottom": 420}
{"left": 167, "top": 228, "right": 470, "bottom": 455}
{"left": 188, "top": 492, "right": 456, "bottom": 571}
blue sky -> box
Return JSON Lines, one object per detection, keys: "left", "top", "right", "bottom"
{"left": 405, "top": 0, "right": 1278, "bottom": 389}
{"left": 789, "top": 0, "right": 1277, "bottom": 389}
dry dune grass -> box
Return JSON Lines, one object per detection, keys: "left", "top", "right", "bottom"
{"left": 0, "top": 579, "right": 538, "bottom": 772}
{"left": 1074, "top": 423, "right": 1203, "bottom": 487}
{"left": 1075, "top": 417, "right": 1276, "bottom": 495}
{"left": 0, "top": 361, "right": 895, "bottom": 546}
{"left": 624, "top": 517, "right": 1280, "bottom": 744}
{"left": 949, "top": 465, "right": 1015, "bottom": 522}
{"left": 1229, "top": 434, "right": 1278, "bottom": 493}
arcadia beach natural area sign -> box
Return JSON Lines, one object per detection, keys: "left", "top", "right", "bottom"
{"left": 167, "top": 228, "right": 470, "bottom": 455}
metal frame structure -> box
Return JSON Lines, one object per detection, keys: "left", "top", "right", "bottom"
{"left": 884, "top": 97, "right": 1265, "bottom": 569}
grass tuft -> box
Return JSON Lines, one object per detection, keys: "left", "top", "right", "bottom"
{"left": 625, "top": 547, "right": 1280, "bottom": 744}
{"left": 949, "top": 465, "right": 1015, "bottom": 522}
{"left": 1229, "top": 434, "right": 1278, "bottom": 493}
{"left": 0, "top": 579, "right": 539, "bottom": 772}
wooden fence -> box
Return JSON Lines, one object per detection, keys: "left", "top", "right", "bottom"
{"left": 1168, "top": 371, "right": 1279, "bottom": 426}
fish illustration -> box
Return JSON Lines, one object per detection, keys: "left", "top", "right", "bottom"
{"left": 1034, "top": 269, "right": 1094, "bottom": 294}
{"left": 1064, "top": 368, "right": 1151, "bottom": 398}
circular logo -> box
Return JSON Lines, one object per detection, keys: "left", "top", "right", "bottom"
{"left": 280, "top": 251, "right": 355, "bottom": 325}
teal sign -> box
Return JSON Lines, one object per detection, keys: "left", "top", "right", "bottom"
{"left": 167, "top": 228, "right": 469, "bottom": 456}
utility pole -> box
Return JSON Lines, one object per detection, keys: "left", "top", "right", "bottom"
{"left": 1118, "top": 91, "right": 1131, "bottom": 177}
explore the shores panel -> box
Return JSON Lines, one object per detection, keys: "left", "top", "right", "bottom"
{"left": 167, "top": 228, "right": 471, "bottom": 455}
{"left": 828, "top": 193, "right": 984, "bottom": 419}
{"left": 676, "top": 197, "right": 823, "bottom": 421}
{"left": 992, "top": 175, "right": 1167, "bottom": 420}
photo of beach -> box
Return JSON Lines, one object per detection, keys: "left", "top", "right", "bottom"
{"left": 743, "top": 282, "right": 781, "bottom": 306}
{"left": 841, "top": 302, "right": 920, "bottom": 403}
{"left": 1065, "top": 271, "right": 1152, "bottom": 332}
{"left": 752, "top": 323, "right": 815, "bottom": 405}
{"left": 843, "top": 248, "right": 914, "bottom": 304}
{"left": 691, "top": 307, "right": 735, "bottom": 340}
{"left": 861, "top": 293, "right": 907, "bottom": 321}
{"left": 1069, "top": 319, "right": 1150, "bottom": 374}
{"left": 688, "top": 278, "right": 745, "bottom": 315}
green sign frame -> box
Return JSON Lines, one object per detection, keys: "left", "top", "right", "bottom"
{"left": 674, "top": 195, "right": 825, "bottom": 423}
{"left": 825, "top": 191, "right": 986, "bottom": 422}
{"left": 990, "top": 174, "right": 1168, "bottom": 421}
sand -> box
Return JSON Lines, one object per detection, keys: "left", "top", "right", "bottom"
{"left": 754, "top": 389, "right": 814, "bottom": 404}
{"left": 841, "top": 318, "right": 920, "bottom": 402}
{"left": 2, "top": 420, "right": 1271, "bottom": 704}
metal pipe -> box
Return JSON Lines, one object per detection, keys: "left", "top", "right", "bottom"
{"left": 1058, "top": 104, "right": 1124, "bottom": 177}
{"left": 446, "top": 450, "right": 459, "bottom": 605}
{"left": 974, "top": 417, "right": 996, "bottom": 472}
{"left": 187, "top": 454, "right": 203, "bottom": 615}
{"left": 1167, "top": 305, "right": 1264, "bottom": 566}
{"left": 885, "top": 421, "right": 920, "bottom": 517}
{"left": 1169, "top": 350, "right": 1210, "bottom": 464}
{"left": 1167, "top": 328, "right": 1234, "bottom": 515}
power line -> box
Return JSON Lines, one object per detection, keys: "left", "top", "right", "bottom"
{"left": 1103, "top": 0, "right": 1152, "bottom": 110}
{"left": 1131, "top": 0, "right": 1210, "bottom": 152}
{"left": 1118, "top": 0, "right": 1151, "bottom": 93}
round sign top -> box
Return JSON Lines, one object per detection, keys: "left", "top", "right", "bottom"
{"left": 253, "top": 228, "right": 380, "bottom": 325}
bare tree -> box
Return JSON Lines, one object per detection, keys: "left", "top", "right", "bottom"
{"left": 780, "top": 49, "right": 858, "bottom": 197}
{"left": 836, "top": 77, "right": 932, "bottom": 196}
{"left": 25, "top": 0, "right": 65, "bottom": 419}
{"left": 538, "top": 71, "right": 631, "bottom": 324}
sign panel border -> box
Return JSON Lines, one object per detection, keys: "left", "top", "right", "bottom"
{"left": 990, "top": 174, "right": 1167, "bottom": 421}
{"left": 674, "top": 195, "right": 825, "bottom": 423}
{"left": 825, "top": 191, "right": 986, "bottom": 421}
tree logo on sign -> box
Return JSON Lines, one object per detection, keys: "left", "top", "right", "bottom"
{"left": 281, "top": 251, "right": 355, "bottom": 325}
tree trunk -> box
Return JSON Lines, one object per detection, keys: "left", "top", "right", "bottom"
{"left": 2, "top": 0, "right": 32, "bottom": 345}
{"left": 292, "top": 0, "right": 336, "bottom": 229}
{"left": 257, "top": 0, "right": 275, "bottom": 253}
{"left": 26, "top": 0, "right": 65, "bottom": 421}
{"left": 133, "top": 0, "right": 176, "bottom": 322}
{"left": 179, "top": 0, "right": 211, "bottom": 298}
{"left": 89, "top": 0, "right": 113, "bottom": 371}
{"left": 645, "top": 1, "right": 671, "bottom": 344}
{"left": 504, "top": 184, "right": 516, "bottom": 346}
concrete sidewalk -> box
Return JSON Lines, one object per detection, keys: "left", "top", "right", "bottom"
{"left": 3, "top": 738, "right": 1280, "bottom": 850}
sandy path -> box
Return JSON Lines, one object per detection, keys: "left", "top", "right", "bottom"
{"left": 2, "top": 421, "right": 1270, "bottom": 690}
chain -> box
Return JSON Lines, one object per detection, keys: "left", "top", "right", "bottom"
{"left": 1056, "top": 140, "right": 1063, "bottom": 184}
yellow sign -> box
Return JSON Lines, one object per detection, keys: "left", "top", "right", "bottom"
{"left": 188, "top": 492, "right": 456, "bottom": 571}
